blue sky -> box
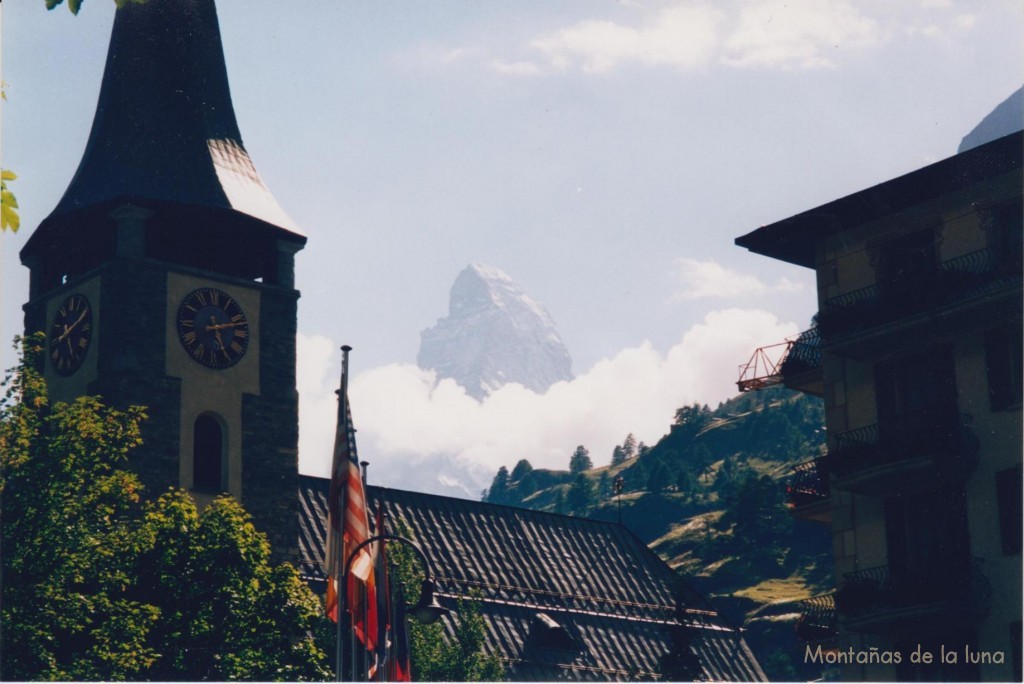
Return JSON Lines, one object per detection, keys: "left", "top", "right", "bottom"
{"left": 3, "top": 1, "right": 1021, "bottom": 492}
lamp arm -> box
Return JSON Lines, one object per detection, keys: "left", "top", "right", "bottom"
{"left": 342, "top": 533, "right": 432, "bottom": 588}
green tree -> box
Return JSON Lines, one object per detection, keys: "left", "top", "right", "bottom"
{"left": 0, "top": 336, "right": 329, "bottom": 681}
{"left": 647, "top": 461, "right": 671, "bottom": 495}
{"left": 568, "top": 445, "right": 592, "bottom": 473}
{"left": 721, "top": 473, "right": 793, "bottom": 558}
{"left": 567, "top": 473, "right": 596, "bottom": 515}
{"left": 674, "top": 466, "right": 694, "bottom": 494}
{"left": 483, "top": 466, "right": 510, "bottom": 504}
{"left": 386, "top": 521, "right": 504, "bottom": 681}
{"left": 510, "top": 458, "right": 533, "bottom": 481}
{"left": 674, "top": 403, "right": 712, "bottom": 431}
{"left": 1, "top": 169, "right": 17, "bottom": 232}
{"left": 610, "top": 445, "right": 627, "bottom": 466}
{"left": 622, "top": 433, "right": 637, "bottom": 459}
{"left": 553, "top": 488, "right": 568, "bottom": 515}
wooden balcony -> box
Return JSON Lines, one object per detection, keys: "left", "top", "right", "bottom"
{"left": 835, "top": 558, "right": 990, "bottom": 636}
{"left": 786, "top": 457, "right": 830, "bottom": 524}
{"left": 828, "top": 412, "right": 979, "bottom": 496}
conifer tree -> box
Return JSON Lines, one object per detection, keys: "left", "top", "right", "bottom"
{"left": 622, "top": 433, "right": 637, "bottom": 459}
{"left": 483, "top": 466, "right": 511, "bottom": 504}
{"left": 510, "top": 459, "right": 533, "bottom": 481}
{"left": 568, "top": 446, "right": 592, "bottom": 473}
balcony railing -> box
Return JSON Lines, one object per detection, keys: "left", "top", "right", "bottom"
{"left": 835, "top": 557, "right": 990, "bottom": 629}
{"left": 737, "top": 326, "right": 822, "bottom": 394}
{"left": 818, "top": 244, "right": 1023, "bottom": 340}
{"left": 796, "top": 593, "right": 837, "bottom": 642}
{"left": 828, "top": 412, "right": 979, "bottom": 482}
{"left": 787, "top": 457, "right": 829, "bottom": 509}
{"left": 780, "top": 327, "right": 822, "bottom": 378}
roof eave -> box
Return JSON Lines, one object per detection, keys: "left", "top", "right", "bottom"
{"left": 735, "top": 130, "right": 1023, "bottom": 269}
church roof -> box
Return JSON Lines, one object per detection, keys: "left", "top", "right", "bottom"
{"left": 24, "top": 0, "right": 301, "bottom": 260}
{"left": 298, "top": 475, "right": 767, "bottom": 681}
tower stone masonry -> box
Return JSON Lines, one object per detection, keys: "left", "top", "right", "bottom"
{"left": 20, "top": 0, "right": 305, "bottom": 561}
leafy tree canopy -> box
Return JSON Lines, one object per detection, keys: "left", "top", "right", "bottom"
{"left": 673, "top": 403, "right": 712, "bottom": 430}
{"left": 0, "top": 336, "right": 329, "bottom": 681}
{"left": 386, "top": 520, "right": 504, "bottom": 681}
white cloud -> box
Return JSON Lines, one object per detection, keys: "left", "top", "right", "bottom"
{"left": 488, "top": 1, "right": 894, "bottom": 77}
{"left": 297, "top": 310, "right": 799, "bottom": 481}
{"left": 296, "top": 333, "right": 343, "bottom": 470}
{"left": 953, "top": 14, "right": 977, "bottom": 29}
{"left": 722, "top": 0, "right": 880, "bottom": 69}
{"left": 491, "top": 60, "right": 550, "bottom": 76}
{"left": 524, "top": 5, "right": 724, "bottom": 74}
{"left": 670, "top": 257, "right": 804, "bottom": 301}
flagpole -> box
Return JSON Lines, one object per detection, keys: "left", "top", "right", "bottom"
{"left": 336, "top": 345, "right": 352, "bottom": 683}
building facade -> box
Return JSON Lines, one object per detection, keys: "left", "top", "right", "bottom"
{"left": 736, "top": 131, "right": 1022, "bottom": 681}
{"left": 19, "top": 0, "right": 304, "bottom": 560}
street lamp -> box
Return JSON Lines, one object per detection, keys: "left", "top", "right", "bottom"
{"left": 337, "top": 533, "right": 451, "bottom": 681}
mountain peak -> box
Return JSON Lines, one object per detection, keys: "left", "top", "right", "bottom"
{"left": 418, "top": 264, "right": 573, "bottom": 400}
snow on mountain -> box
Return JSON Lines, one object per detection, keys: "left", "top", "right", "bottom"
{"left": 418, "top": 263, "right": 574, "bottom": 400}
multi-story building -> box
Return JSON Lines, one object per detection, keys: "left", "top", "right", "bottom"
{"left": 735, "top": 130, "right": 1022, "bottom": 681}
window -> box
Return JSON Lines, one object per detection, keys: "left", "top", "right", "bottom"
{"left": 875, "top": 347, "right": 958, "bottom": 438}
{"left": 996, "top": 467, "right": 1022, "bottom": 555}
{"left": 985, "top": 199, "right": 1023, "bottom": 273}
{"left": 193, "top": 414, "right": 224, "bottom": 491}
{"left": 878, "top": 228, "right": 936, "bottom": 291}
{"left": 985, "top": 325, "right": 1023, "bottom": 410}
{"left": 884, "top": 487, "right": 970, "bottom": 579}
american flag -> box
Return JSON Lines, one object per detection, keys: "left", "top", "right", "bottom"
{"left": 325, "top": 355, "right": 377, "bottom": 654}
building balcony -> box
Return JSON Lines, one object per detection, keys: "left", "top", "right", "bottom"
{"left": 786, "top": 457, "right": 830, "bottom": 524}
{"left": 835, "top": 558, "right": 990, "bottom": 635}
{"left": 737, "top": 326, "right": 823, "bottom": 396}
{"left": 827, "top": 412, "right": 979, "bottom": 496}
{"left": 796, "top": 593, "right": 837, "bottom": 642}
{"left": 817, "top": 244, "right": 1022, "bottom": 354}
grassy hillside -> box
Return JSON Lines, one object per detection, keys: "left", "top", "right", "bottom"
{"left": 482, "top": 387, "right": 832, "bottom": 681}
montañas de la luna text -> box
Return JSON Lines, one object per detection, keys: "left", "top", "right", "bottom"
{"left": 805, "top": 645, "right": 1006, "bottom": 666}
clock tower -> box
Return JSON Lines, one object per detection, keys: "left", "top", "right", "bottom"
{"left": 20, "top": 0, "right": 305, "bottom": 560}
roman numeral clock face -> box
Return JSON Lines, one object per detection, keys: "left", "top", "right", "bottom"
{"left": 49, "top": 293, "right": 93, "bottom": 376}
{"left": 176, "top": 288, "right": 249, "bottom": 369}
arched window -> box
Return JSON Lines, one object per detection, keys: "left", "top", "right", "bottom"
{"left": 193, "top": 414, "right": 224, "bottom": 491}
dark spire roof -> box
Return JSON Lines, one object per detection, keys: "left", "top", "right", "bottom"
{"left": 25, "top": 0, "right": 301, "bottom": 258}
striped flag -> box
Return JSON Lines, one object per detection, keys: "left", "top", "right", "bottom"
{"left": 324, "top": 360, "right": 377, "bottom": 656}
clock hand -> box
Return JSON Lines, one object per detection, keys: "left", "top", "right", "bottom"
{"left": 205, "top": 321, "right": 241, "bottom": 332}
{"left": 57, "top": 310, "right": 89, "bottom": 342}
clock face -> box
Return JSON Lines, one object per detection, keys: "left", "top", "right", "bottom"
{"left": 49, "top": 293, "right": 93, "bottom": 376}
{"left": 176, "top": 287, "right": 249, "bottom": 369}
